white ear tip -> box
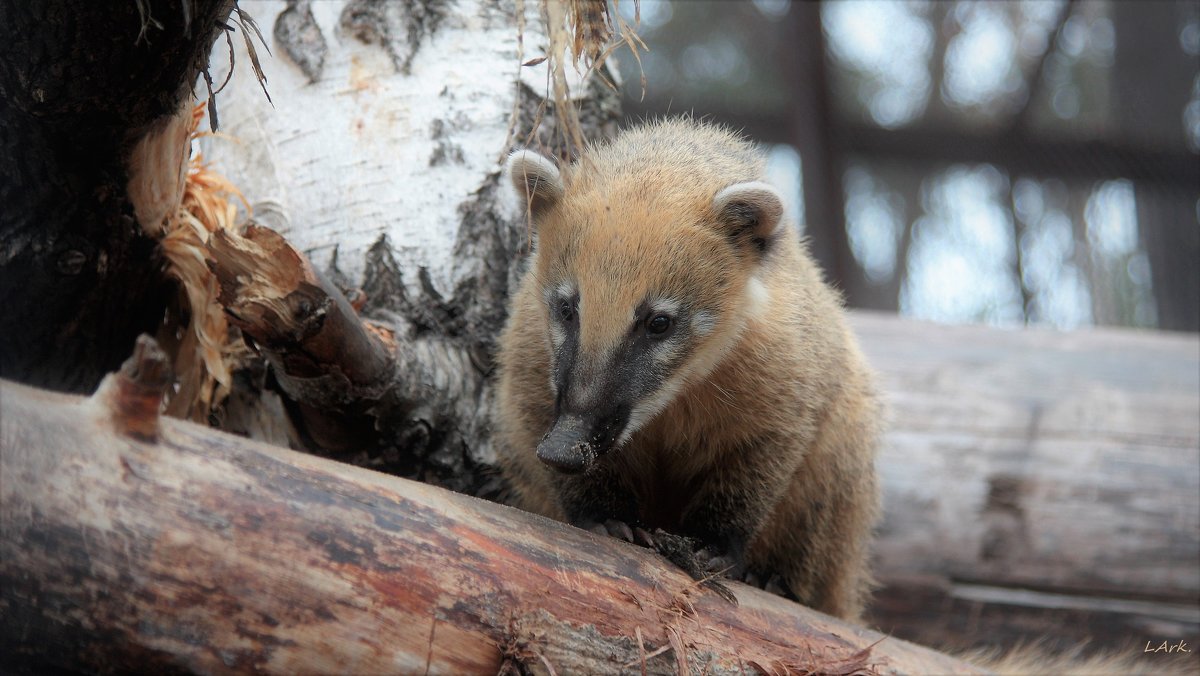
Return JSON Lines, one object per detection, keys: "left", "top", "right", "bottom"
{"left": 506, "top": 149, "right": 559, "bottom": 181}
{"left": 505, "top": 149, "right": 564, "bottom": 206}
{"left": 712, "top": 181, "right": 786, "bottom": 243}
{"left": 713, "top": 181, "right": 784, "bottom": 213}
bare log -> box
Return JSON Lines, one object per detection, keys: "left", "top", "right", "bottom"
{"left": 0, "top": 342, "right": 979, "bottom": 675}
{"left": 858, "top": 313, "right": 1200, "bottom": 654}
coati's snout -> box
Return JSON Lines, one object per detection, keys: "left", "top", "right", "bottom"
{"left": 536, "top": 406, "right": 630, "bottom": 474}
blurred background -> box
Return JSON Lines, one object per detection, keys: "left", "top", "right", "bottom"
{"left": 616, "top": 0, "right": 1199, "bottom": 332}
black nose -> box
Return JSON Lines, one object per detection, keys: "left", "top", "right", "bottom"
{"left": 536, "top": 415, "right": 594, "bottom": 474}
{"left": 535, "top": 405, "right": 632, "bottom": 474}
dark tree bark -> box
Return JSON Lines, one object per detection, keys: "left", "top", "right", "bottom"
{"left": 784, "top": 1, "right": 856, "bottom": 304}
{"left": 0, "top": 0, "right": 236, "bottom": 392}
{"left": 1137, "top": 184, "right": 1200, "bottom": 331}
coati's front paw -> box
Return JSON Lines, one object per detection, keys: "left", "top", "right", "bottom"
{"left": 638, "top": 530, "right": 738, "bottom": 604}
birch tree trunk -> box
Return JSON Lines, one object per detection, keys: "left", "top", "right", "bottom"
{"left": 197, "top": 0, "right": 620, "bottom": 496}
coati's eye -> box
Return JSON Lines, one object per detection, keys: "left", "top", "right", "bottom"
{"left": 557, "top": 299, "right": 575, "bottom": 322}
{"left": 646, "top": 313, "right": 673, "bottom": 336}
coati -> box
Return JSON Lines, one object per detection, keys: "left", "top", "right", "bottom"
{"left": 493, "top": 118, "right": 881, "bottom": 621}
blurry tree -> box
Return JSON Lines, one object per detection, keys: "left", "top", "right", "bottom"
{"left": 618, "top": 0, "right": 1199, "bottom": 331}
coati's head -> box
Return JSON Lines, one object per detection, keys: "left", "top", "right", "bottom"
{"left": 506, "top": 127, "right": 785, "bottom": 474}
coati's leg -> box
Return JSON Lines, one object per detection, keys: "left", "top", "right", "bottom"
{"left": 558, "top": 464, "right": 740, "bottom": 602}
{"left": 681, "top": 436, "right": 800, "bottom": 581}
{"left": 751, "top": 389, "right": 880, "bottom": 621}
{"left": 753, "top": 472, "right": 876, "bottom": 621}
{"left": 557, "top": 464, "right": 641, "bottom": 537}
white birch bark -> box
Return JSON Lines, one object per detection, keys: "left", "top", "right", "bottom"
{"left": 202, "top": 0, "right": 592, "bottom": 294}
{"left": 196, "top": 0, "right": 619, "bottom": 485}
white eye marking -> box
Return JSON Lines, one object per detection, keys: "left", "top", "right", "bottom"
{"left": 746, "top": 275, "right": 770, "bottom": 318}
{"left": 543, "top": 280, "right": 577, "bottom": 306}
{"left": 649, "top": 297, "right": 682, "bottom": 317}
{"left": 548, "top": 321, "right": 566, "bottom": 348}
{"left": 649, "top": 342, "right": 682, "bottom": 366}
{"left": 691, "top": 310, "right": 716, "bottom": 337}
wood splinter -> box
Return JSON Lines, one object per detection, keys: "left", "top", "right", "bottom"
{"left": 205, "top": 223, "right": 397, "bottom": 451}
{"left": 93, "top": 334, "right": 172, "bottom": 442}
{"left": 207, "top": 224, "right": 391, "bottom": 390}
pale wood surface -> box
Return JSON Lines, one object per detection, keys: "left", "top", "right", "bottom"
{"left": 853, "top": 312, "right": 1200, "bottom": 652}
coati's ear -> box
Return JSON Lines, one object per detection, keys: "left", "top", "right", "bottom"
{"left": 506, "top": 149, "right": 564, "bottom": 217}
{"left": 711, "top": 181, "right": 785, "bottom": 255}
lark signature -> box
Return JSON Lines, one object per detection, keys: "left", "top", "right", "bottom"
{"left": 1144, "top": 640, "right": 1191, "bottom": 653}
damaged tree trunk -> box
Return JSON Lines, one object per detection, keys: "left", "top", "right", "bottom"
{"left": 0, "top": 0, "right": 236, "bottom": 391}
{"left": 169, "top": 0, "right": 621, "bottom": 493}
{"left": 0, "top": 340, "right": 980, "bottom": 675}
{"left": 0, "top": 0, "right": 620, "bottom": 489}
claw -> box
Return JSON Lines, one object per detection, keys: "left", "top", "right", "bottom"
{"left": 604, "top": 519, "right": 636, "bottom": 542}
{"left": 633, "top": 526, "right": 657, "bottom": 548}
{"left": 704, "top": 578, "right": 738, "bottom": 605}
{"left": 764, "top": 574, "right": 787, "bottom": 597}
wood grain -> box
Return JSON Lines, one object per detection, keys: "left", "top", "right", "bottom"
{"left": 0, "top": 360, "right": 978, "bottom": 675}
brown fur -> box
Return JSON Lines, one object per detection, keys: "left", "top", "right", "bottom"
{"left": 494, "top": 118, "right": 882, "bottom": 621}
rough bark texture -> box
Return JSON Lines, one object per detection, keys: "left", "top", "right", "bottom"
{"left": 0, "top": 349, "right": 981, "bottom": 676}
{"left": 0, "top": 0, "right": 236, "bottom": 392}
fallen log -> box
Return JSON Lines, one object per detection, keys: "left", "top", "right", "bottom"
{"left": 859, "top": 313, "right": 1200, "bottom": 655}
{"left": 0, "top": 338, "right": 979, "bottom": 675}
